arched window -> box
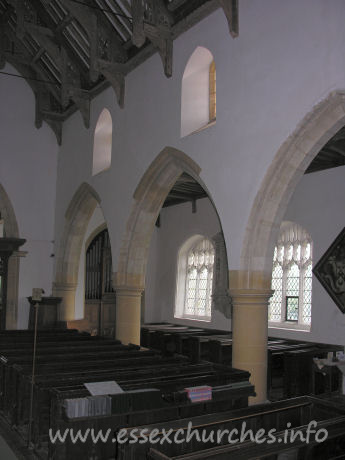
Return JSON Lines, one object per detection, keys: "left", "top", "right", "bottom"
{"left": 181, "top": 47, "right": 216, "bottom": 137}
{"left": 92, "top": 108, "right": 112, "bottom": 175}
{"left": 175, "top": 236, "right": 215, "bottom": 321}
{"left": 269, "top": 221, "right": 313, "bottom": 329}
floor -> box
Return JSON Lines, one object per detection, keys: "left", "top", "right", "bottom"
{"left": 0, "top": 414, "right": 37, "bottom": 460}
{"left": 0, "top": 435, "right": 18, "bottom": 460}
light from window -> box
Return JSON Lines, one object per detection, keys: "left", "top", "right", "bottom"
{"left": 269, "top": 222, "right": 313, "bottom": 328}
{"left": 209, "top": 60, "right": 216, "bottom": 122}
{"left": 175, "top": 236, "right": 215, "bottom": 321}
{"left": 183, "top": 238, "right": 214, "bottom": 319}
{"left": 181, "top": 47, "right": 216, "bottom": 137}
{"left": 92, "top": 108, "right": 112, "bottom": 176}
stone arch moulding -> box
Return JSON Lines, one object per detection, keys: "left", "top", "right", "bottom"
{"left": 85, "top": 222, "right": 107, "bottom": 250}
{"left": 240, "top": 90, "right": 345, "bottom": 290}
{"left": 228, "top": 91, "right": 345, "bottom": 405}
{"left": 53, "top": 182, "right": 101, "bottom": 321}
{"left": 0, "top": 184, "right": 21, "bottom": 329}
{"left": 0, "top": 184, "right": 19, "bottom": 238}
{"left": 115, "top": 147, "right": 208, "bottom": 291}
{"left": 115, "top": 146, "right": 229, "bottom": 345}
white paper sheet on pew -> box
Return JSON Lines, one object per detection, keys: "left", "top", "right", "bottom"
{"left": 313, "top": 358, "right": 345, "bottom": 374}
{"left": 84, "top": 381, "right": 124, "bottom": 396}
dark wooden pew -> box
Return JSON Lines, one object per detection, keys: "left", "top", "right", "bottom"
{"left": 0, "top": 330, "right": 254, "bottom": 458}
{"left": 5, "top": 328, "right": 342, "bottom": 460}
{"left": 141, "top": 324, "right": 228, "bottom": 355}
{"left": 284, "top": 347, "right": 343, "bottom": 398}
{"left": 48, "top": 395, "right": 345, "bottom": 460}
{"left": 141, "top": 324, "right": 344, "bottom": 401}
{"left": 133, "top": 396, "right": 345, "bottom": 460}
{"left": 48, "top": 368, "right": 254, "bottom": 459}
{"left": 16, "top": 357, "right": 186, "bottom": 432}
{"left": 30, "top": 361, "right": 229, "bottom": 447}
{"left": 191, "top": 337, "right": 234, "bottom": 360}
{"left": 0, "top": 339, "right": 157, "bottom": 417}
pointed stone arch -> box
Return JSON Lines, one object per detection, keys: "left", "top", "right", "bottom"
{"left": 115, "top": 147, "right": 207, "bottom": 344}
{"left": 0, "top": 184, "right": 19, "bottom": 238}
{"left": 0, "top": 184, "right": 21, "bottom": 329}
{"left": 53, "top": 182, "right": 101, "bottom": 320}
{"left": 240, "top": 90, "right": 345, "bottom": 288}
{"left": 115, "top": 147, "right": 203, "bottom": 290}
{"left": 228, "top": 90, "right": 345, "bottom": 404}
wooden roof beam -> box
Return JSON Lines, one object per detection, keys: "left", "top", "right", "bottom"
{"left": 29, "top": 27, "right": 90, "bottom": 127}
{"left": 167, "top": 192, "right": 193, "bottom": 200}
{"left": 3, "top": 24, "right": 62, "bottom": 102}
{"left": 97, "top": 59, "right": 125, "bottom": 107}
{"left": 31, "top": 0, "right": 89, "bottom": 78}
{"left": 6, "top": 0, "right": 37, "bottom": 40}
{"left": 59, "top": 0, "right": 126, "bottom": 107}
{"left": 132, "top": 0, "right": 174, "bottom": 77}
{"left": 96, "top": 0, "right": 131, "bottom": 41}
{"left": 5, "top": 1, "right": 89, "bottom": 130}
{"left": 0, "top": 8, "right": 12, "bottom": 69}
{"left": 144, "top": 23, "right": 173, "bottom": 78}
{"left": 55, "top": 13, "right": 73, "bottom": 33}
{"left": 219, "top": 0, "right": 239, "bottom": 38}
{"left": 30, "top": 47, "right": 46, "bottom": 65}
{"left": 4, "top": 57, "right": 62, "bottom": 144}
{"left": 322, "top": 146, "right": 345, "bottom": 158}
{"left": 36, "top": 89, "right": 63, "bottom": 144}
{"left": 5, "top": 0, "right": 89, "bottom": 126}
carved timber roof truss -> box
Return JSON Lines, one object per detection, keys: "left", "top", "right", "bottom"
{"left": 163, "top": 172, "right": 207, "bottom": 208}
{"left": 306, "top": 125, "right": 345, "bottom": 174}
{"left": 0, "top": 0, "right": 238, "bottom": 144}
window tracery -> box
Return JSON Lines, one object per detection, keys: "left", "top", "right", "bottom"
{"left": 269, "top": 222, "right": 312, "bottom": 328}
{"left": 184, "top": 238, "right": 215, "bottom": 319}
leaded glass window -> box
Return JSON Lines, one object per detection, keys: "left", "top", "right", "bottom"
{"left": 268, "top": 222, "right": 313, "bottom": 327}
{"left": 184, "top": 238, "right": 215, "bottom": 319}
{"left": 270, "top": 263, "right": 283, "bottom": 322}
{"left": 302, "top": 263, "right": 312, "bottom": 324}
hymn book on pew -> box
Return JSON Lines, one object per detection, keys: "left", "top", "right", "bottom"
{"left": 65, "top": 381, "right": 124, "bottom": 418}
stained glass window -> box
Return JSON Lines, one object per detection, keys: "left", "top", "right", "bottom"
{"left": 268, "top": 222, "right": 313, "bottom": 327}
{"left": 183, "top": 238, "right": 215, "bottom": 319}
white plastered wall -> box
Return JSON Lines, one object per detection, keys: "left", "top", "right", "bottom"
{"left": 145, "top": 198, "right": 230, "bottom": 330}
{"left": 268, "top": 166, "right": 345, "bottom": 346}
{"left": 53, "top": 0, "right": 345, "bottom": 352}
{"left": 55, "top": 0, "right": 345, "bottom": 275}
{"left": 0, "top": 64, "right": 58, "bottom": 328}
{"left": 145, "top": 167, "right": 345, "bottom": 341}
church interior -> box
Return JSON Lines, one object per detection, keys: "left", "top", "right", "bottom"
{"left": 0, "top": 0, "right": 345, "bottom": 458}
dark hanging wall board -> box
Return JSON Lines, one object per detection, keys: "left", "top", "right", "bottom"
{"left": 313, "top": 227, "right": 345, "bottom": 313}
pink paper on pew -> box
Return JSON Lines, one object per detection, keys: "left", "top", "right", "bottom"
{"left": 184, "top": 385, "right": 212, "bottom": 402}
